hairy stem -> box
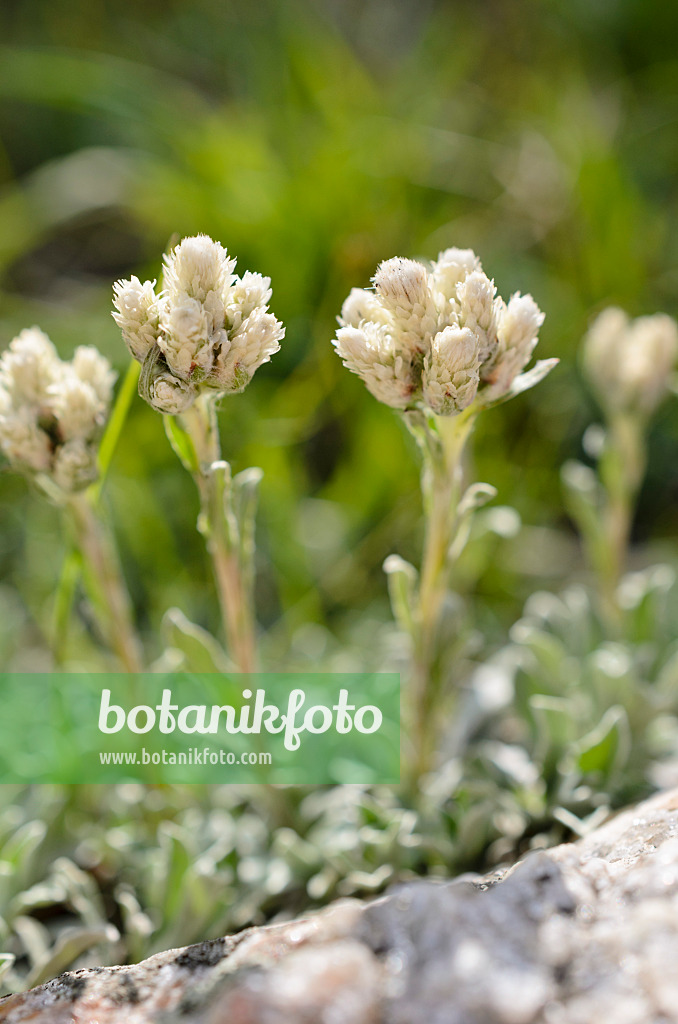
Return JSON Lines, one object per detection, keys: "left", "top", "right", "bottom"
{"left": 66, "top": 493, "right": 143, "bottom": 672}
{"left": 406, "top": 408, "right": 475, "bottom": 778}
{"left": 598, "top": 412, "right": 646, "bottom": 622}
{"left": 179, "top": 395, "right": 258, "bottom": 674}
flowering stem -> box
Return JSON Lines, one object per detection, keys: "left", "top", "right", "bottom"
{"left": 176, "top": 395, "right": 258, "bottom": 674}
{"left": 403, "top": 407, "right": 475, "bottom": 779}
{"left": 597, "top": 412, "right": 646, "bottom": 621}
{"left": 52, "top": 544, "right": 82, "bottom": 667}
{"left": 65, "top": 492, "right": 143, "bottom": 672}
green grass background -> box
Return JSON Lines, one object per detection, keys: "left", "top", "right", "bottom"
{"left": 1, "top": 0, "right": 677, "bottom": 671}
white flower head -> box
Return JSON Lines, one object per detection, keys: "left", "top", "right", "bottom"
{"left": 457, "top": 270, "right": 499, "bottom": 364}
{"left": 584, "top": 307, "right": 678, "bottom": 415}
{"left": 0, "top": 406, "right": 52, "bottom": 473}
{"left": 481, "top": 292, "right": 545, "bottom": 401}
{"left": 72, "top": 346, "right": 117, "bottom": 405}
{"left": 373, "top": 257, "right": 430, "bottom": 311}
{"left": 226, "top": 271, "right": 273, "bottom": 332}
{"left": 0, "top": 327, "right": 61, "bottom": 405}
{"left": 373, "top": 257, "right": 440, "bottom": 351}
{"left": 113, "top": 235, "right": 283, "bottom": 413}
{"left": 334, "top": 246, "right": 551, "bottom": 415}
{"left": 162, "top": 234, "right": 236, "bottom": 304}
{"left": 340, "top": 288, "right": 389, "bottom": 330}
{"left": 431, "top": 247, "right": 481, "bottom": 309}
{"left": 333, "top": 323, "right": 415, "bottom": 409}
{"left": 423, "top": 326, "right": 481, "bottom": 415}
{"left": 212, "top": 307, "right": 284, "bottom": 394}
{"left": 49, "top": 376, "right": 103, "bottom": 442}
{"left": 112, "top": 277, "right": 161, "bottom": 363}
{"left": 0, "top": 328, "right": 115, "bottom": 494}
{"left": 159, "top": 296, "right": 220, "bottom": 381}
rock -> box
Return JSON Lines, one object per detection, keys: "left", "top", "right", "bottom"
{"left": 2, "top": 788, "right": 678, "bottom": 1023}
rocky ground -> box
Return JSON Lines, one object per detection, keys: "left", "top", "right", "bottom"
{"left": 2, "top": 787, "right": 678, "bottom": 1023}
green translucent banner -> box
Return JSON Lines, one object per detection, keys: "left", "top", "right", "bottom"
{"left": 0, "top": 673, "right": 400, "bottom": 784}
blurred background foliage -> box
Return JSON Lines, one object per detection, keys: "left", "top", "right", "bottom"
{"left": 1, "top": 0, "right": 678, "bottom": 669}
{"left": 1, "top": 0, "right": 678, "bottom": 990}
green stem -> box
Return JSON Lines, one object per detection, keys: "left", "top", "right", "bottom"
{"left": 52, "top": 545, "right": 82, "bottom": 667}
{"left": 406, "top": 408, "right": 475, "bottom": 778}
{"left": 179, "top": 395, "right": 258, "bottom": 674}
{"left": 66, "top": 493, "right": 143, "bottom": 672}
{"left": 598, "top": 412, "right": 646, "bottom": 622}
{"left": 50, "top": 359, "right": 141, "bottom": 665}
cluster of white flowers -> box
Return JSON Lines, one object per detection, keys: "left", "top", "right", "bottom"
{"left": 333, "top": 248, "right": 546, "bottom": 415}
{"left": 584, "top": 307, "right": 678, "bottom": 416}
{"left": 113, "top": 235, "right": 284, "bottom": 414}
{"left": 0, "top": 328, "right": 115, "bottom": 493}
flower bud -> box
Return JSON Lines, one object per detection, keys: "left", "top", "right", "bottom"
{"left": 584, "top": 307, "right": 678, "bottom": 416}
{"left": 159, "top": 297, "right": 220, "bottom": 381}
{"left": 138, "top": 351, "right": 197, "bottom": 415}
{"left": 498, "top": 293, "right": 544, "bottom": 353}
{"left": 333, "top": 323, "right": 414, "bottom": 409}
{"left": 430, "top": 247, "right": 481, "bottom": 302}
{"left": 150, "top": 375, "right": 195, "bottom": 415}
{"left": 71, "top": 346, "right": 117, "bottom": 405}
{"left": 423, "top": 326, "right": 480, "bottom": 415}
{"left": 49, "top": 376, "right": 104, "bottom": 442}
{"left": 211, "top": 307, "right": 284, "bottom": 393}
{"left": 373, "top": 257, "right": 439, "bottom": 350}
{"left": 340, "top": 288, "right": 388, "bottom": 329}
{"left": 0, "top": 327, "right": 60, "bottom": 405}
{"left": 0, "top": 407, "right": 52, "bottom": 473}
{"left": 480, "top": 292, "right": 545, "bottom": 400}
{"left": 373, "top": 257, "right": 430, "bottom": 310}
{"left": 226, "top": 271, "right": 273, "bottom": 332}
{"left": 112, "top": 277, "right": 161, "bottom": 362}
{"left": 162, "top": 234, "right": 235, "bottom": 304}
{"left": 456, "top": 270, "right": 499, "bottom": 365}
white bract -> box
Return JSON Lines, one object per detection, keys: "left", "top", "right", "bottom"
{"left": 113, "top": 235, "right": 284, "bottom": 413}
{"left": 584, "top": 307, "right": 678, "bottom": 416}
{"left": 333, "top": 247, "right": 548, "bottom": 415}
{"left": 0, "top": 328, "right": 115, "bottom": 492}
